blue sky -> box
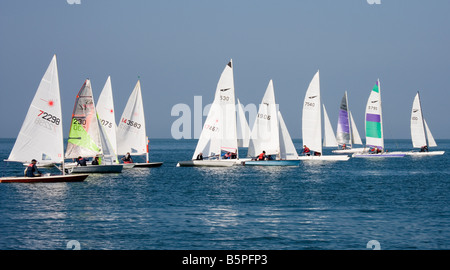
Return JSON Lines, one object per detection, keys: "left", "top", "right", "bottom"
{"left": 1, "top": 0, "right": 449, "bottom": 139}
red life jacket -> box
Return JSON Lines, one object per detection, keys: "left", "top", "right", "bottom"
{"left": 304, "top": 147, "right": 310, "bottom": 153}
{"left": 258, "top": 153, "right": 265, "bottom": 160}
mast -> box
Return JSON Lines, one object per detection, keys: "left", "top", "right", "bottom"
{"left": 378, "top": 79, "right": 384, "bottom": 151}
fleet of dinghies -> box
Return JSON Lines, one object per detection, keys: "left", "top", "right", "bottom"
{"left": 1, "top": 56, "right": 447, "bottom": 182}
{"left": 1, "top": 55, "right": 162, "bottom": 183}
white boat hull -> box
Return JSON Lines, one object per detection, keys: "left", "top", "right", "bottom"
{"left": 132, "top": 162, "right": 163, "bottom": 168}
{"left": 63, "top": 164, "right": 123, "bottom": 173}
{"left": 0, "top": 174, "right": 88, "bottom": 183}
{"left": 352, "top": 151, "right": 406, "bottom": 158}
{"left": 405, "top": 151, "right": 445, "bottom": 156}
{"left": 177, "top": 160, "right": 236, "bottom": 167}
{"left": 332, "top": 148, "right": 367, "bottom": 154}
{"left": 297, "top": 155, "right": 350, "bottom": 161}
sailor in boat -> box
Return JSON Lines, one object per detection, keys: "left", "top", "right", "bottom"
{"left": 369, "top": 147, "right": 382, "bottom": 154}
{"left": 24, "top": 159, "right": 42, "bottom": 177}
{"left": 92, "top": 156, "right": 100, "bottom": 165}
{"left": 121, "top": 152, "right": 133, "bottom": 164}
{"left": 77, "top": 156, "right": 88, "bottom": 166}
{"left": 420, "top": 145, "right": 429, "bottom": 152}
{"left": 196, "top": 152, "right": 203, "bottom": 160}
{"left": 301, "top": 145, "right": 311, "bottom": 156}
{"left": 257, "top": 151, "right": 267, "bottom": 161}
{"left": 342, "top": 143, "right": 347, "bottom": 150}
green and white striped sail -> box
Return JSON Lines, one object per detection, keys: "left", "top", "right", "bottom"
{"left": 365, "top": 79, "right": 383, "bottom": 150}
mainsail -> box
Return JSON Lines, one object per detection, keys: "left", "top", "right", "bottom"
{"left": 302, "top": 70, "right": 322, "bottom": 153}
{"left": 65, "top": 79, "right": 102, "bottom": 159}
{"left": 116, "top": 80, "right": 148, "bottom": 156}
{"left": 365, "top": 80, "right": 383, "bottom": 150}
{"left": 8, "top": 55, "right": 64, "bottom": 164}
{"left": 96, "top": 76, "right": 118, "bottom": 163}
{"left": 192, "top": 60, "right": 238, "bottom": 159}
{"left": 411, "top": 92, "right": 437, "bottom": 148}
{"left": 248, "top": 80, "right": 279, "bottom": 157}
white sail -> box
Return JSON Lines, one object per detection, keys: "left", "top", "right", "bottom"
{"left": 236, "top": 99, "right": 250, "bottom": 148}
{"left": 8, "top": 55, "right": 64, "bottom": 164}
{"left": 410, "top": 92, "right": 427, "bottom": 148}
{"left": 248, "top": 80, "right": 279, "bottom": 157}
{"left": 364, "top": 80, "right": 383, "bottom": 150}
{"left": 65, "top": 79, "right": 103, "bottom": 159}
{"left": 302, "top": 70, "right": 322, "bottom": 153}
{"left": 349, "top": 111, "right": 363, "bottom": 145}
{"left": 278, "top": 111, "right": 298, "bottom": 160}
{"left": 192, "top": 60, "right": 238, "bottom": 159}
{"left": 117, "top": 80, "right": 148, "bottom": 156}
{"left": 96, "top": 76, "right": 118, "bottom": 163}
{"left": 323, "top": 104, "right": 338, "bottom": 147}
{"left": 336, "top": 92, "right": 351, "bottom": 146}
{"left": 424, "top": 120, "right": 437, "bottom": 147}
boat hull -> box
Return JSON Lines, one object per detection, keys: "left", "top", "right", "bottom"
{"left": 177, "top": 160, "right": 236, "bottom": 167}
{"left": 67, "top": 164, "right": 123, "bottom": 173}
{"left": 352, "top": 152, "right": 406, "bottom": 158}
{"left": 297, "top": 155, "right": 350, "bottom": 161}
{"left": 332, "top": 148, "right": 367, "bottom": 154}
{"left": 243, "top": 160, "right": 300, "bottom": 166}
{"left": 133, "top": 162, "right": 163, "bottom": 168}
{"left": 405, "top": 151, "right": 445, "bottom": 156}
{"left": 0, "top": 174, "right": 88, "bottom": 183}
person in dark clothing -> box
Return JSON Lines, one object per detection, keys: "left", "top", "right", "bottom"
{"left": 121, "top": 152, "right": 133, "bottom": 163}
{"left": 92, "top": 156, "right": 100, "bottom": 165}
{"left": 77, "top": 156, "right": 88, "bottom": 166}
{"left": 196, "top": 152, "right": 203, "bottom": 160}
{"left": 25, "top": 159, "right": 41, "bottom": 177}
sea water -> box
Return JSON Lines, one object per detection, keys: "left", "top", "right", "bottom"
{"left": 0, "top": 138, "right": 449, "bottom": 250}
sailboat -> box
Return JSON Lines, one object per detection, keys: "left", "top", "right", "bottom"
{"left": 116, "top": 80, "right": 163, "bottom": 168}
{"left": 64, "top": 79, "right": 124, "bottom": 173}
{"left": 244, "top": 80, "right": 300, "bottom": 166}
{"left": 177, "top": 60, "right": 239, "bottom": 167}
{"left": 298, "top": 71, "right": 349, "bottom": 161}
{"left": 1, "top": 55, "right": 88, "bottom": 183}
{"left": 353, "top": 80, "right": 405, "bottom": 158}
{"left": 405, "top": 92, "right": 444, "bottom": 156}
{"left": 332, "top": 91, "right": 365, "bottom": 153}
